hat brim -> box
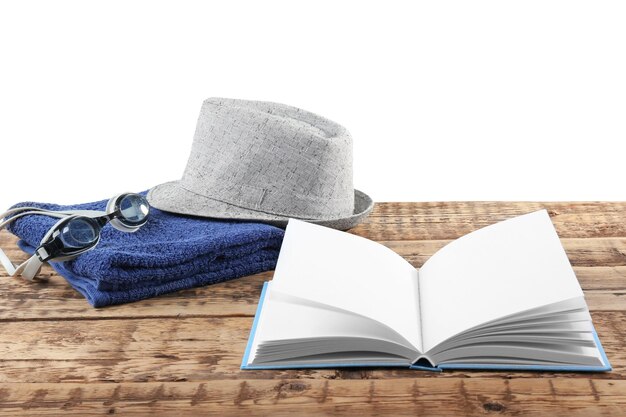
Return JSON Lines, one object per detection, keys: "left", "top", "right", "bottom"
{"left": 147, "top": 181, "right": 374, "bottom": 230}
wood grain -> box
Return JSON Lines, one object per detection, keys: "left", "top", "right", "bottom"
{"left": 0, "top": 378, "right": 625, "bottom": 417}
{"left": 354, "top": 202, "right": 626, "bottom": 240}
{"left": 0, "top": 202, "right": 624, "bottom": 416}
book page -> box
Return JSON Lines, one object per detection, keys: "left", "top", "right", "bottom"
{"left": 270, "top": 219, "right": 422, "bottom": 351}
{"left": 419, "top": 210, "right": 584, "bottom": 352}
{"left": 246, "top": 284, "right": 420, "bottom": 365}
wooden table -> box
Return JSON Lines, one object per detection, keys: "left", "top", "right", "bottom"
{"left": 0, "top": 202, "right": 624, "bottom": 416}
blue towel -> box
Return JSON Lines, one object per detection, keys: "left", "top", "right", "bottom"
{"left": 6, "top": 193, "right": 285, "bottom": 307}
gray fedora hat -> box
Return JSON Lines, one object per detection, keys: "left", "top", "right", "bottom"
{"left": 147, "top": 98, "right": 373, "bottom": 230}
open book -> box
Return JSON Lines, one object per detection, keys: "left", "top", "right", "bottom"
{"left": 241, "top": 210, "right": 610, "bottom": 372}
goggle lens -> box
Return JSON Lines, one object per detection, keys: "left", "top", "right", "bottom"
{"left": 118, "top": 194, "right": 150, "bottom": 225}
{"left": 59, "top": 217, "right": 99, "bottom": 248}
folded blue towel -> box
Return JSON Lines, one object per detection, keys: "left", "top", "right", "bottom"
{"left": 7, "top": 193, "right": 285, "bottom": 307}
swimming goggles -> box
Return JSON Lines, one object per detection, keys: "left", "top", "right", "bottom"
{"left": 0, "top": 192, "right": 150, "bottom": 280}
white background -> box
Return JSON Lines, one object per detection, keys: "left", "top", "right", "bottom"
{"left": 1, "top": 0, "right": 624, "bottom": 210}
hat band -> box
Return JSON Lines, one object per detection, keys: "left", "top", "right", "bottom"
{"left": 180, "top": 180, "right": 355, "bottom": 220}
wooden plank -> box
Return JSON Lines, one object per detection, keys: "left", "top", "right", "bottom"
{"left": 0, "top": 312, "right": 623, "bottom": 384}
{"left": 353, "top": 202, "right": 626, "bottom": 240}
{"left": 569, "top": 266, "right": 626, "bottom": 290}
{"left": 368, "top": 202, "right": 626, "bottom": 219}
{"left": 0, "top": 378, "right": 624, "bottom": 416}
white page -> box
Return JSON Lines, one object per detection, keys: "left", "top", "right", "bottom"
{"left": 256, "top": 286, "right": 417, "bottom": 347}
{"left": 419, "top": 210, "right": 584, "bottom": 352}
{"left": 246, "top": 284, "right": 419, "bottom": 365}
{"left": 270, "top": 219, "right": 422, "bottom": 351}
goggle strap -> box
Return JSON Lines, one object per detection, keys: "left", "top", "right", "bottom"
{"left": 0, "top": 209, "right": 69, "bottom": 230}
{"left": 0, "top": 247, "right": 18, "bottom": 276}
{"left": 0, "top": 248, "right": 41, "bottom": 280}
{"left": 18, "top": 256, "right": 43, "bottom": 281}
{"left": 62, "top": 209, "right": 107, "bottom": 218}
{"left": 0, "top": 206, "right": 51, "bottom": 221}
{"left": 0, "top": 209, "right": 69, "bottom": 280}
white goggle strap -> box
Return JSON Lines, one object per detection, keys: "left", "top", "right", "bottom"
{"left": 13, "top": 255, "right": 44, "bottom": 281}
{"left": 0, "top": 209, "right": 70, "bottom": 280}
{"left": 0, "top": 252, "right": 45, "bottom": 281}
{"left": 0, "top": 247, "right": 19, "bottom": 276}
{"left": 0, "top": 244, "right": 43, "bottom": 281}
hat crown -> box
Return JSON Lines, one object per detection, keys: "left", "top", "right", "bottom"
{"left": 180, "top": 98, "right": 355, "bottom": 220}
